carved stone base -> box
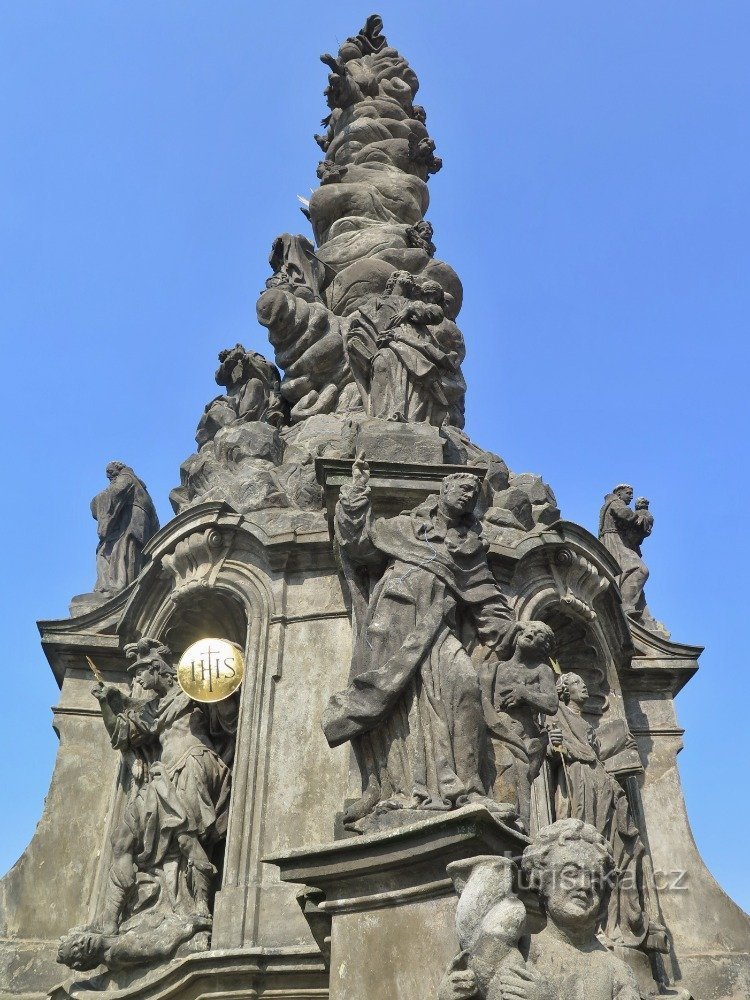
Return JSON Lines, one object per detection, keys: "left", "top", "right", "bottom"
{"left": 68, "top": 592, "right": 109, "bottom": 617}
{"left": 612, "top": 942, "right": 661, "bottom": 995}
{"left": 353, "top": 417, "right": 445, "bottom": 465}
{"left": 49, "top": 947, "right": 328, "bottom": 1000}
{"left": 345, "top": 801, "right": 518, "bottom": 836}
{"left": 267, "top": 804, "right": 530, "bottom": 1000}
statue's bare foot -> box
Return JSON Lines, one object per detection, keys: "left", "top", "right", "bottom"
{"left": 342, "top": 784, "right": 381, "bottom": 825}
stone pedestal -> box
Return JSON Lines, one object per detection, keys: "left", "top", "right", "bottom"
{"left": 353, "top": 417, "right": 445, "bottom": 465}
{"left": 267, "top": 805, "right": 529, "bottom": 1000}
{"left": 68, "top": 591, "right": 109, "bottom": 617}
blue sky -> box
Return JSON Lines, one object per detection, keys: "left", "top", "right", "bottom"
{"left": 1, "top": 2, "right": 748, "bottom": 912}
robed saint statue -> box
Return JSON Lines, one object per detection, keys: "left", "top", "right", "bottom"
{"left": 323, "top": 458, "right": 515, "bottom": 829}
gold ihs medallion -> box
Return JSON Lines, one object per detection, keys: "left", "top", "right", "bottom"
{"left": 177, "top": 638, "right": 244, "bottom": 702}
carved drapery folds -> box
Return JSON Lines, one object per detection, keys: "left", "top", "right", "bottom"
{"left": 547, "top": 673, "right": 667, "bottom": 955}
{"left": 58, "top": 638, "right": 236, "bottom": 976}
{"left": 599, "top": 485, "right": 669, "bottom": 638}
{"left": 91, "top": 463, "right": 160, "bottom": 597}
{"left": 323, "top": 460, "right": 517, "bottom": 832}
{"left": 41, "top": 15, "right": 728, "bottom": 1000}
{"left": 170, "top": 346, "right": 290, "bottom": 516}
{"left": 255, "top": 13, "right": 466, "bottom": 429}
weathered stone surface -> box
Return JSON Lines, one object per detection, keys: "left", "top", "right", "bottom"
{"left": 57, "top": 638, "right": 235, "bottom": 985}
{"left": 354, "top": 415, "right": 444, "bottom": 464}
{"left": 256, "top": 12, "right": 467, "bottom": 433}
{"left": 440, "top": 819, "right": 648, "bottom": 1000}
{"left": 598, "top": 484, "right": 668, "bottom": 637}
{"left": 547, "top": 672, "right": 667, "bottom": 955}
{"left": 324, "top": 459, "right": 516, "bottom": 831}
{"left": 195, "top": 344, "right": 286, "bottom": 448}
{"left": 344, "top": 269, "right": 466, "bottom": 426}
{"left": 2, "top": 13, "right": 749, "bottom": 1000}
{"left": 88, "top": 462, "right": 159, "bottom": 599}
{"left": 479, "top": 621, "right": 559, "bottom": 834}
{"left": 268, "top": 805, "right": 528, "bottom": 1000}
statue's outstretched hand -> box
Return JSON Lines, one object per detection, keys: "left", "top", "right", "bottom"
{"left": 92, "top": 682, "right": 119, "bottom": 704}
{"left": 438, "top": 952, "right": 479, "bottom": 1000}
{"left": 351, "top": 453, "right": 370, "bottom": 490}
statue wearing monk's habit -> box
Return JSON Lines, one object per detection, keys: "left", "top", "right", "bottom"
{"left": 91, "top": 462, "right": 159, "bottom": 596}
{"left": 323, "top": 458, "right": 515, "bottom": 831}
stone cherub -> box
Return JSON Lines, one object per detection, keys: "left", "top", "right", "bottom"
{"left": 479, "top": 621, "right": 559, "bottom": 834}
{"left": 323, "top": 458, "right": 516, "bottom": 831}
{"left": 58, "top": 639, "right": 234, "bottom": 973}
{"left": 547, "top": 673, "right": 667, "bottom": 954}
{"left": 91, "top": 462, "right": 159, "bottom": 597}
{"left": 439, "top": 819, "right": 642, "bottom": 1000}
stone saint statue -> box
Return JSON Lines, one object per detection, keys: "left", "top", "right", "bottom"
{"left": 597, "top": 484, "right": 652, "bottom": 622}
{"left": 439, "top": 819, "right": 641, "bottom": 1000}
{"left": 344, "top": 270, "right": 465, "bottom": 426}
{"left": 195, "top": 343, "right": 286, "bottom": 448}
{"left": 91, "top": 462, "right": 159, "bottom": 596}
{"left": 323, "top": 458, "right": 515, "bottom": 830}
{"left": 479, "top": 621, "right": 559, "bottom": 834}
{"left": 547, "top": 673, "right": 667, "bottom": 953}
{"left": 58, "top": 639, "right": 234, "bottom": 972}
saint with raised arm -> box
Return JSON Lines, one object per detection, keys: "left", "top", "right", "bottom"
{"left": 323, "top": 458, "right": 515, "bottom": 830}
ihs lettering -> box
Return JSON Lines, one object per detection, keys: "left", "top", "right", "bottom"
{"left": 189, "top": 647, "right": 237, "bottom": 692}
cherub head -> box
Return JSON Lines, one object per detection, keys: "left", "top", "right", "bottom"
{"left": 522, "top": 819, "right": 614, "bottom": 934}
{"left": 384, "top": 269, "right": 416, "bottom": 299}
{"left": 418, "top": 278, "right": 445, "bottom": 308}
{"left": 405, "top": 220, "right": 436, "bottom": 256}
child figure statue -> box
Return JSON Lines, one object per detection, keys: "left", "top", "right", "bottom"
{"left": 479, "top": 621, "right": 559, "bottom": 833}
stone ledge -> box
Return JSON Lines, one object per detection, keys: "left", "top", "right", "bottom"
{"left": 315, "top": 458, "right": 487, "bottom": 527}
{"left": 49, "top": 946, "right": 328, "bottom": 1000}
{"left": 265, "top": 804, "right": 527, "bottom": 914}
